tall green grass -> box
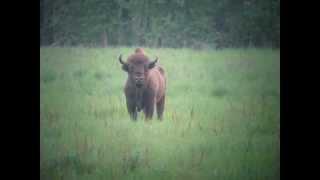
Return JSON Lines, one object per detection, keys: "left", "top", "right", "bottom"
{"left": 40, "top": 47, "right": 280, "bottom": 180}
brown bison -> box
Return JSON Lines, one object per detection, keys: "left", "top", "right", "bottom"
{"left": 119, "top": 48, "right": 166, "bottom": 120}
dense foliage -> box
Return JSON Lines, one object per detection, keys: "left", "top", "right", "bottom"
{"left": 40, "top": 0, "right": 280, "bottom": 48}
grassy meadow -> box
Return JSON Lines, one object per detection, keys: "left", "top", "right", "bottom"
{"left": 40, "top": 47, "right": 280, "bottom": 180}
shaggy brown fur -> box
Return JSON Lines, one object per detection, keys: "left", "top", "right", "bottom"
{"left": 119, "top": 48, "right": 166, "bottom": 120}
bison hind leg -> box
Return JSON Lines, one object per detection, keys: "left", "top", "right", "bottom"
{"left": 156, "top": 96, "right": 165, "bottom": 120}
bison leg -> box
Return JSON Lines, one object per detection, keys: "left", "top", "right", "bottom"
{"left": 127, "top": 105, "right": 137, "bottom": 120}
{"left": 143, "top": 97, "right": 155, "bottom": 120}
{"left": 126, "top": 97, "right": 137, "bottom": 121}
{"left": 156, "top": 95, "right": 165, "bottom": 120}
{"left": 129, "top": 108, "right": 137, "bottom": 120}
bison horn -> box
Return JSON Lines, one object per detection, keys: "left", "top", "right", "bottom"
{"left": 153, "top": 56, "right": 158, "bottom": 63}
{"left": 119, "top": 54, "right": 125, "bottom": 65}
{"left": 148, "top": 56, "right": 158, "bottom": 69}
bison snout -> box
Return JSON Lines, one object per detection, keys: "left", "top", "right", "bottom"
{"left": 135, "top": 78, "right": 144, "bottom": 88}
{"left": 136, "top": 83, "right": 143, "bottom": 88}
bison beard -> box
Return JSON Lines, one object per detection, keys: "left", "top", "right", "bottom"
{"left": 119, "top": 49, "right": 166, "bottom": 121}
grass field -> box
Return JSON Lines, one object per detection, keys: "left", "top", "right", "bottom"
{"left": 40, "top": 47, "right": 280, "bottom": 180}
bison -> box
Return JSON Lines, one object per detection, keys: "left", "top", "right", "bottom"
{"left": 119, "top": 48, "right": 166, "bottom": 120}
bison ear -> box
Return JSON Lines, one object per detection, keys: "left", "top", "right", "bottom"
{"left": 122, "top": 64, "right": 129, "bottom": 72}
{"left": 148, "top": 57, "right": 158, "bottom": 69}
{"left": 119, "top": 54, "right": 129, "bottom": 72}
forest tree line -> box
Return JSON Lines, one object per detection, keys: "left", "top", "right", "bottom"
{"left": 40, "top": 0, "right": 280, "bottom": 48}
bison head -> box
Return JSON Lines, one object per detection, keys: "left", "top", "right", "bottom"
{"left": 119, "top": 53, "right": 158, "bottom": 88}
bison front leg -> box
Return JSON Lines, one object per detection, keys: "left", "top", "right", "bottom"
{"left": 126, "top": 97, "right": 137, "bottom": 121}
{"left": 128, "top": 106, "right": 137, "bottom": 120}
{"left": 144, "top": 97, "right": 155, "bottom": 120}
{"left": 156, "top": 95, "right": 165, "bottom": 120}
